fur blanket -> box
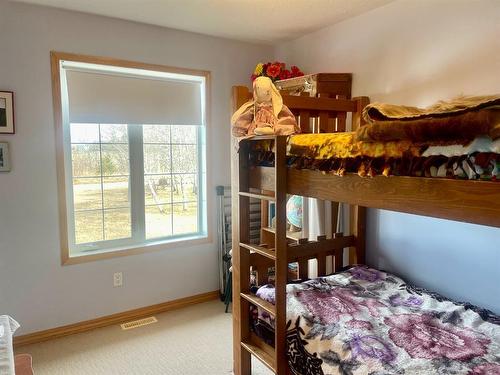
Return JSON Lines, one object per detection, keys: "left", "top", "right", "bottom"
{"left": 357, "top": 95, "right": 500, "bottom": 142}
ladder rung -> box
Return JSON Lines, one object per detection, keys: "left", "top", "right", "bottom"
{"left": 241, "top": 340, "right": 276, "bottom": 373}
{"left": 240, "top": 293, "right": 276, "bottom": 315}
{"left": 239, "top": 191, "right": 275, "bottom": 201}
{"left": 240, "top": 242, "right": 276, "bottom": 260}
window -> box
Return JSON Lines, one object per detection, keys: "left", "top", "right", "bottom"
{"left": 51, "top": 52, "right": 209, "bottom": 262}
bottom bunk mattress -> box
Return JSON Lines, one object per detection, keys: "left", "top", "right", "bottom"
{"left": 251, "top": 266, "right": 500, "bottom": 375}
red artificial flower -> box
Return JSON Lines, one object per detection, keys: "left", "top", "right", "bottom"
{"left": 290, "top": 65, "right": 305, "bottom": 78}
{"left": 250, "top": 60, "right": 304, "bottom": 82}
{"left": 266, "top": 63, "right": 281, "bottom": 79}
{"left": 279, "top": 69, "right": 291, "bottom": 80}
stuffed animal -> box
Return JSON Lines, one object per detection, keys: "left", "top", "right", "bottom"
{"left": 231, "top": 76, "right": 299, "bottom": 139}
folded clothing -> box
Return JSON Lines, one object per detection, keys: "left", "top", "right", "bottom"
{"left": 357, "top": 95, "right": 500, "bottom": 143}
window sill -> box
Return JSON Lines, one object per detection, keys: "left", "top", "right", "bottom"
{"left": 62, "top": 234, "right": 211, "bottom": 265}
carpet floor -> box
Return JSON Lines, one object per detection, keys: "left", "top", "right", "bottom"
{"left": 17, "top": 300, "right": 273, "bottom": 375}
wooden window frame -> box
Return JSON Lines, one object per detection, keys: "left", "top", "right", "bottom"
{"left": 50, "top": 51, "right": 212, "bottom": 265}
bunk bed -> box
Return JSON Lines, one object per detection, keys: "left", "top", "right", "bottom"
{"left": 230, "top": 79, "right": 500, "bottom": 375}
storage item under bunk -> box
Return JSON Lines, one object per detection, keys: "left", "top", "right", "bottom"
{"left": 216, "top": 186, "right": 233, "bottom": 300}
{"left": 250, "top": 266, "right": 500, "bottom": 375}
{"left": 216, "top": 186, "right": 261, "bottom": 302}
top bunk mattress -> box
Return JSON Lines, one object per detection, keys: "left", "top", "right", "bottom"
{"left": 250, "top": 133, "right": 500, "bottom": 180}
{"left": 251, "top": 266, "right": 500, "bottom": 375}
{"left": 248, "top": 95, "right": 500, "bottom": 180}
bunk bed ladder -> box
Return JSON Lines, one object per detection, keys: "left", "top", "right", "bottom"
{"left": 237, "top": 136, "right": 288, "bottom": 374}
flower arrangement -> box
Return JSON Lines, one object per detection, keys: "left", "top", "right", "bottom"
{"left": 251, "top": 61, "right": 304, "bottom": 82}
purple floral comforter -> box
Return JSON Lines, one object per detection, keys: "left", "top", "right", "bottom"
{"left": 251, "top": 266, "right": 500, "bottom": 375}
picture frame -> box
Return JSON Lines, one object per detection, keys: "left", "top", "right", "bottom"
{"left": 0, "top": 142, "right": 11, "bottom": 172}
{"left": 0, "top": 91, "right": 15, "bottom": 134}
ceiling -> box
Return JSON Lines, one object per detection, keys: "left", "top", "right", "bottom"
{"left": 13, "top": 0, "right": 394, "bottom": 44}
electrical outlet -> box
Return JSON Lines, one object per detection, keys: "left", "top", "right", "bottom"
{"left": 113, "top": 272, "right": 123, "bottom": 287}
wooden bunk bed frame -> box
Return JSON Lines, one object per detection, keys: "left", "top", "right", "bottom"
{"left": 230, "top": 85, "right": 500, "bottom": 375}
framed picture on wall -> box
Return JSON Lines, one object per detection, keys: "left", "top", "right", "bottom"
{"left": 0, "top": 91, "right": 15, "bottom": 134}
{"left": 0, "top": 142, "right": 11, "bottom": 172}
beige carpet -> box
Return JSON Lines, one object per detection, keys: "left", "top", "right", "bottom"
{"left": 16, "top": 300, "right": 273, "bottom": 375}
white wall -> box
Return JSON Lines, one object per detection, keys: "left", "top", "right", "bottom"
{"left": 276, "top": 0, "right": 500, "bottom": 313}
{"left": 2, "top": 0, "right": 499, "bottom": 336}
{"left": 0, "top": 0, "right": 272, "bottom": 334}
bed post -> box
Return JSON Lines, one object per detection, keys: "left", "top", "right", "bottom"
{"left": 351, "top": 96, "right": 369, "bottom": 130}
{"left": 274, "top": 136, "right": 289, "bottom": 374}
{"left": 231, "top": 86, "right": 252, "bottom": 375}
{"left": 350, "top": 206, "right": 366, "bottom": 265}
{"left": 349, "top": 96, "right": 369, "bottom": 265}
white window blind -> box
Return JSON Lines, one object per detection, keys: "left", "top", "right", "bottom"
{"left": 65, "top": 69, "right": 202, "bottom": 125}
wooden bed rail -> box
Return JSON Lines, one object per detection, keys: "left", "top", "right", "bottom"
{"left": 247, "top": 233, "right": 357, "bottom": 285}
{"left": 248, "top": 166, "right": 500, "bottom": 228}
